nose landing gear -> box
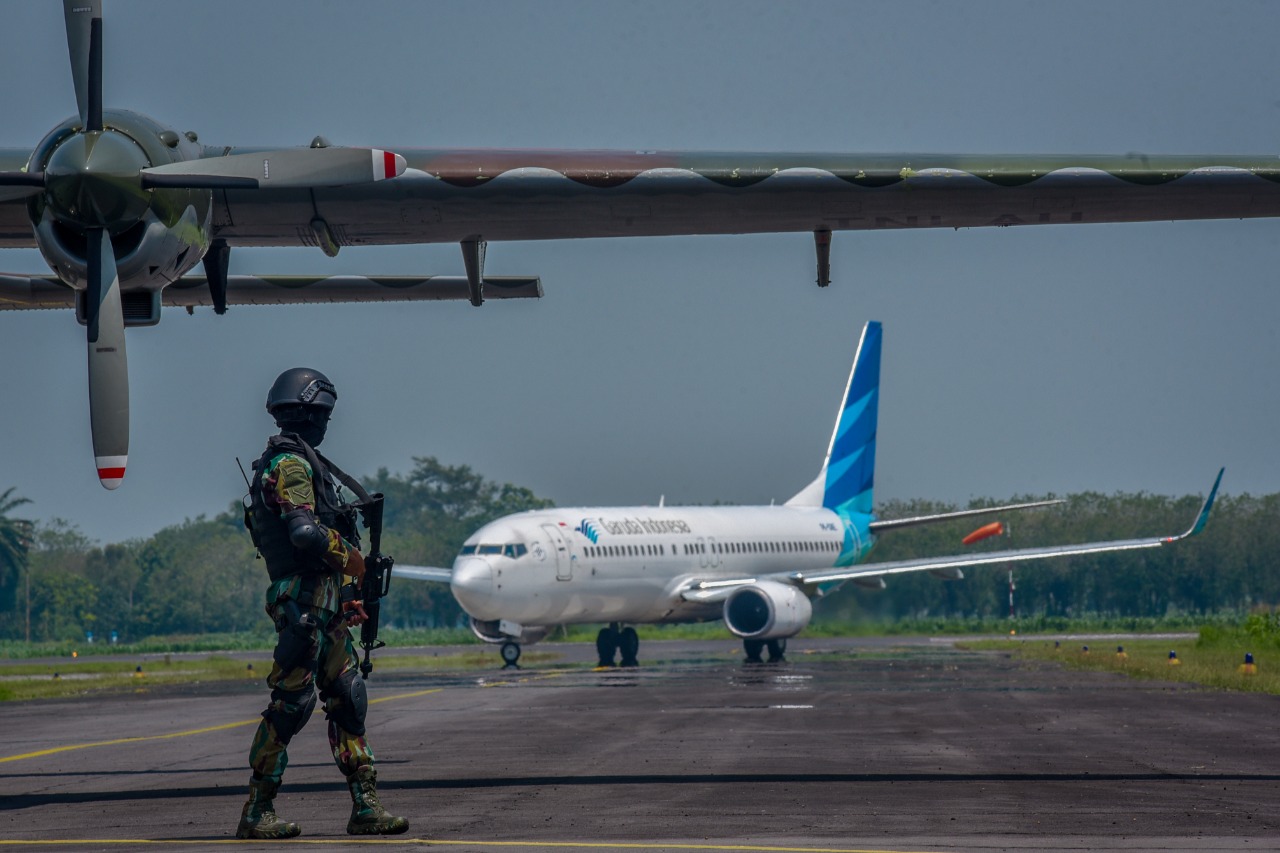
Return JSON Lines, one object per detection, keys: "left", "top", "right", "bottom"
{"left": 500, "top": 641, "right": 521, "bottom": 669}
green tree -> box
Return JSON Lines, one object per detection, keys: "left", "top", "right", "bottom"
{"left": 133, "top": 516, "right": 261, "bottom": 635}
{"left": 83, "top": 542, "right": 143, "bottom": 640}
{"left": 24, "top": 519, "right": 96, "bottom": 642}
{"left": 0, "top": 487, "right": 33, "bottom": 627}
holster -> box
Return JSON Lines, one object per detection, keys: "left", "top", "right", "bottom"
{"left": 272, "top": 598, "right": 319, "bottom": 671}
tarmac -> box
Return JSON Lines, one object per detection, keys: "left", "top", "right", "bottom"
{"left": 1, "top": 635, "right": 1277, "bottom": 852}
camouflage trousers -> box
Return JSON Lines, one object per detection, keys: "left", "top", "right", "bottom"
{"left": 247, "top": 600, "right": 376, "bottom": 783}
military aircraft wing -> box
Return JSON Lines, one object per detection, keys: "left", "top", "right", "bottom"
{"left": 195, "top": 150, "right": 1280, "bottom": 249}
{"left": 2, "top": 1, "right": 1276, "bottom": 490}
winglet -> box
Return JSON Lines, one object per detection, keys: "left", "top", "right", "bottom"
{"left": 1171, "top": 467, "right": 1224, "bottom": 541}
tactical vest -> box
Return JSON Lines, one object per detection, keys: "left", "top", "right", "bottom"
{"left": 246, "top": 433, "right": 364, "bottom": 585}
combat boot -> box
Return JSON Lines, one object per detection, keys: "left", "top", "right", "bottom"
{"left": 345, "top": 765, "right": 409, "bottom": 835}
{"left": 235, "top": 775, "right": 302, "bottom": 839}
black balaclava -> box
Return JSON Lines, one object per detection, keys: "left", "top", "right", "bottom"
{"left": 276, "top": 406, "right": 330, "bottom": 448}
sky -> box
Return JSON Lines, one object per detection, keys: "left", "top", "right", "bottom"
{"left": 0, "top": 0, "right": 1277, "bottom": 545}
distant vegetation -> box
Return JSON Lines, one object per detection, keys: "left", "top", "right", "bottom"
{"left": 973, "top": 613, "right": 1280, "bottom": 695}
{"left": 1, "top": 462, "right": 1277, "bottom": 649}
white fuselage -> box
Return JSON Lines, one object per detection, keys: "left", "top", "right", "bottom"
{"left": 449, "top": 505, "right": 868, "bottom": 628}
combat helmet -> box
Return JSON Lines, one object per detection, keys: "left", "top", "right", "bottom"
{"left": 266, "top": 367, "right": 337, "bottom": 415}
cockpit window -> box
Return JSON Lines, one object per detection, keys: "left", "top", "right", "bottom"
{"left": 459, "top": 545, "right": 477, "bottom": 555}
{"left": 503, "top": 544, "right": 528, "bottom": 558}
{"left": 478, "top": 545, "right": 503, "bottom": 555}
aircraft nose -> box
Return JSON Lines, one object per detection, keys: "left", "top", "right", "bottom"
{"left": 450, "top": 557, "right": 495, "bottom": 616}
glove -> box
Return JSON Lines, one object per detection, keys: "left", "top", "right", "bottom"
{"left": 342, "top": 598, "right": 369, "bottom": 626}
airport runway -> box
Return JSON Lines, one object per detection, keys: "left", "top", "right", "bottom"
{"left": 1, "top": 636, "right": 1277, "bottom": 852}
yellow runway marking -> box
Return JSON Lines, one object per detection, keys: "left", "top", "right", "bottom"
{"left": 0, "top": 840, "right": 942, "bottom": 852}
{"left": 480, "top": 670, "right": 570, "bottom": 688}
{"left": 0, "top": 687, "right": 443, "bottom": 764}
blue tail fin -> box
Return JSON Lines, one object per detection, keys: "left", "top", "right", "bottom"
{"left": 788, "top": 321, "right": 882, "bottom": 513}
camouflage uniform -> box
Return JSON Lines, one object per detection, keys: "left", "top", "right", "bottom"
{"left": 247, "top": 449, "right": 375, "bottom": 784}
{"left": 237, "top": 423, "right": 407, "bottom": 838}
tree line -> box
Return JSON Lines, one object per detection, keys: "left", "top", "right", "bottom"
{"left": 0, "top": 469, "right": 1275, "bottom": 644}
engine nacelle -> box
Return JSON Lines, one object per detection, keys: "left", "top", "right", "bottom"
{"left": 26, "top": 110, "right": 214, "bottom": 301}
{"left": 469, "top": 617, "right": 551, "bottom": 646}
{"left": 722, "top": 581, "right": 813, "bottom": 640}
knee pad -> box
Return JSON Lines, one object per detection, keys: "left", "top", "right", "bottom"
{"left": 322, "top": 669, "right": 368, "bottom": 737}
{"left": 263, "top": 687, "right": 317, "bottom": 744}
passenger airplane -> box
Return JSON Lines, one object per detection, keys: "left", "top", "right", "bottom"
{"left": 2, "top": 3, "right": 1280, "bottom": 487}
{"left": 394, "top": 322, "right": 1222, "bottom": 668}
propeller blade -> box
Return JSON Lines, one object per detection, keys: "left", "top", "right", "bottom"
{"left": 140, "top": 147, "right": 406, "bottom": 190}
{"left": 85, "top": 228, "right": 129, "bottom": 490}
{"left": 63, "top": 0, "right": 104, "bottom": 131}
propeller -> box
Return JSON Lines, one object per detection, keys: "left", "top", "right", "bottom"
{"left": 71, "top": 0, "right": 131, "bottom": 489}
{"left": 0, "top": 1, "right": 406, "bottom": 489}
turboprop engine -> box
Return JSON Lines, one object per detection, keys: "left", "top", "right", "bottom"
{"left": 28, "top": 110, "right": 214, "bottom": 321}
{"left": 722, "top": 581, "right": 813, "bottom": 640}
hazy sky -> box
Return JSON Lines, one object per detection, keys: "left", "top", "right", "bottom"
{"left": 1, "top": 1, "right": 1277, "bottom": 544}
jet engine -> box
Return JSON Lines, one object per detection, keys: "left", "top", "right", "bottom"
{"left": 722, "top": 581, "right": 813, "bottom": 640}
{"left": 469, "top": 617, "right": 552, "bottom": 646}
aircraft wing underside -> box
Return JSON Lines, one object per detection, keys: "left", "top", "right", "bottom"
{"left": 0, "top": 273, "right": 541, "bottom": 309}
{"left": 4, "top": 150, "right": 1280, "bottom": 248}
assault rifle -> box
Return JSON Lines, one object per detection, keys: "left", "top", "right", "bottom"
{"left": 348, "top": 492, "right": 393, "bottom": 680}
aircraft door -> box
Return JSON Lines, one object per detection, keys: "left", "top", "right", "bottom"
{"left": 541, "top": 524, "right": 572, "bottom": 581}
{"left": 707, "top": 536, "right": 721, "bottom": 568}
{"left": 696, "top": 536, "right": 709, "bottom": 568}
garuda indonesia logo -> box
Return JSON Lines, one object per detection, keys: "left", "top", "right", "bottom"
{"left": 576, "top": 519, "right": 600, "bottom": 543}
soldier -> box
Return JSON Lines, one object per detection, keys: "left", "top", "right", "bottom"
{"left": 236, "top": 367, "right": 408, "bottom": 839}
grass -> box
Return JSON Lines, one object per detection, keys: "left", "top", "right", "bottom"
{"left": 0, "top": 627, "right": 480, "bottom": 660}
{"left": 5, "top": 614, "right": 1237, "bottom": 659}
{"left": 966, "top": 636, "right": 1279, "bottom": 695}
{"left": 0, "top": 647, "right": 563, "bottom": 703}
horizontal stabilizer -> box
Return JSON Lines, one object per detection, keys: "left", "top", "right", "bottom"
{"left": 868, "top": 499, "right": 1063, "bottom": 533}
{"left": 140, "top": 147, "right": 406, "bottom": 190}
{"left": 0, "top": 274, "right": 543, "bottom": 310}
{"left": 392, "top": 564, "right": 453, "bottom": 583}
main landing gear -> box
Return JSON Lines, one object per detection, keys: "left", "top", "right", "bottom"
{"left": 742, "top": 638, "right": 788, "bottom": 664}
{"left": 596, "top": 623, "right": 640, "bottom": 668}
